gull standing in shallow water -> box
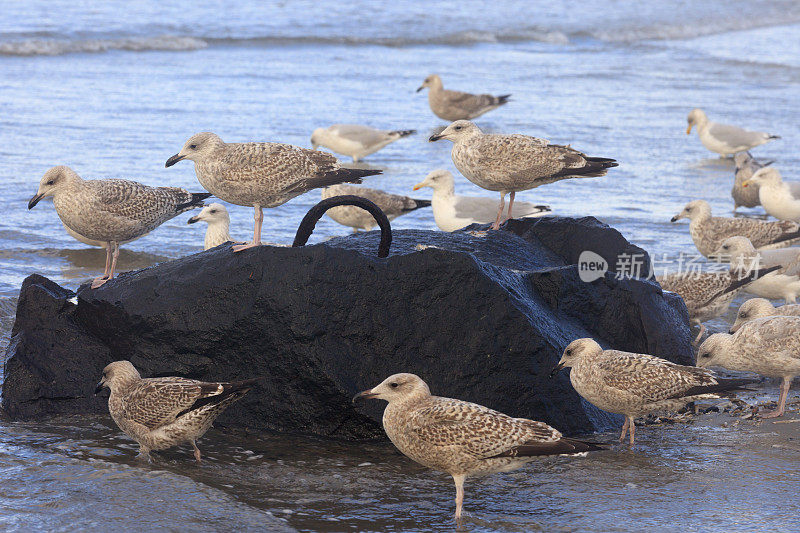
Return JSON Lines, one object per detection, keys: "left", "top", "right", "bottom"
{"left": 353, "top": 373, "right": 604, "bottom": 521}
{"left": 28, "top": 166, "right": 209, "bottom": 288}
{"left": 744, "top": 167, "right": 800, "bottom": 221}
{"left": 96, "top": 361, "right": 260, "bottom": 462}
{"left": 730, "top": 298, "right": 800, "bottom": 333}
{"left": 698, "top": 316, "right": 800, "bottom": 418}
{"left": 187, "top": 203, "right": 232, "bottom": 250}
{"left": 165, "top": 132, "right": 381, "bottom": 251}
{"left": 416, "top": 74, "right": 510, "bottom": 121}
{"left": 412, "top": 169, "right": 551, "bottom": 231}
{"left": 686, "top": 108, "right": 779, "bottom": 156}
{"left": 429, "top": 121, "right": 617, "bottom": 230}
{"left": 671, "top": 199, "right": 800, "bottom": 258}
{"left": 310, "top": 124, "right": 415, "bottom": 162}
{"left": 320, "top": 184, "right": 430, "bottom": 232}
{"left": 732, "top": 152, "right": 771, "bottom": 211}
{"left": 552, "top": 339, "right": 754, "bottom": 445}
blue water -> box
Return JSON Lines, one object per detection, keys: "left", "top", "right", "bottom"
{"left": 1, "top": 1, "right": 800, "bottom": 531}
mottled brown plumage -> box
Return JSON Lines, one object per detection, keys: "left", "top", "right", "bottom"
{"left": 321, "top": 183, "right": 430, "bottom": 231}
{"left": 417, "top": 74, "right": 510, "bottom": 121}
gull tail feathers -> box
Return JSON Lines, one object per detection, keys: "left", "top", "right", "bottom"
{"left": 404, "top": 198, "right": 432, "bottom": 212}
{"left": 307, "top": 168, "right": 382, "bottom": 190}
{"left": 176, "top": 192, "right": 213, "bottom": 212}
{"left": 669, "top": 377, "right": 758, "bottom": 399}
{"left": 389, "top": 129, "right": 416, "bottom": 138}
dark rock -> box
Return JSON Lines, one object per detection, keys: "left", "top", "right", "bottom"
{"left": 1, "top": 217, "right": 692, "bottom": 439}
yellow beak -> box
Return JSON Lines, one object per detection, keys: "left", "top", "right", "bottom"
{"left": 412, "top": 182, "right": 424, "bottom": 191}
{"left": 742, "top": 180, "right": 751, "bottom": 188}
{"left": 686, "top": 125, "right": 692, "bottom": 135}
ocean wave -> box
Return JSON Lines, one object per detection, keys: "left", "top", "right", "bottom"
{"left": 0, "top": 35, "right": 207, "bottom": 56}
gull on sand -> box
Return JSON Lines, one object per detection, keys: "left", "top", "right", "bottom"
{"left": 310, "top": 124, "right": 415, "bottom": 162}
{"left": 353, "top": 373, "right": 603, "bottom": 521}
{"left": 552, "top": 338, "right": 753, "bottom": 445}
{"left": 96, "top": 361, "right": 260, "bottom": 462}
{"left": 429, "top": 121, "right": 616, "bottom": 230}
{"left": 321, "top": 184, "right": 430, "bottom": 232}
{"left": 416, "top": 74, "right": 510, "bottom": 121}
{"left": 165, "top": 132, "right": 381, "bottom": 252}
{"left": 686, "top": 108, "right": 779, "bottom": 156}
{"left": 413, "top": 169, "right": 550, "bottom": 231}
{"left": 28, "top": 166, "right": 208, "bottom": 288}
{"left": 698, "top": 316, "right": 800, "bottom": 418}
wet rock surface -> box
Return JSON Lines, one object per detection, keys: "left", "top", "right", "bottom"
{"left": 2, "top": 217, "right": 692, "bottom": 439}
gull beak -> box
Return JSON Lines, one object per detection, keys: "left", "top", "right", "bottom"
{"left": 187, "top": 215, "right": 200, "bottom": 224}
{"left": 352, "top": 389, "right": 378, "bottom": 403}
{"left": 94, "top": 381, "right": 105, "bottom": 395}
{"left": 670, "top": 215, "right": 679, "bottom": 223}
{"left": 28, "top": 193, "right": 44, "bottom": 210}
{"left": 416, "top": 85, "right": 424, "bottom": 93}
{"left": 728, "top": 327, "right": 736, "bottom": 334}
{"left": 412, "top": 182, "right": 425, "bottom": 191}
{"left": 165, "top": 153, "right": 186, "bottom": 167}
{"left": 429, "top": 134, "right": 443, "bottom": 142}
{"left": 686, "top": 125, "right": 692, "bottom": 135}
{"left": 742, "top": 180, "right": 751, "bottom": 188}
{"left": 549, "top": 362, "right": 565, "bottom": 378}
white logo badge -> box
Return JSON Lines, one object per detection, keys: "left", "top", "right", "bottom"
{"left": 578, "top": 251, "right": 608, "bottom": 282}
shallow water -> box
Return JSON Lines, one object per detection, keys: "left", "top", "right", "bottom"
{"left": 2, "top": 0, "right": 800, "bottom": 530}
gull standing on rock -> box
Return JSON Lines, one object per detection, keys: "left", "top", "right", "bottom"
{"left": 95, "top": 361, "right": 260, "bottom": 462}
{"left": 671, "top": 199, "right": 800, "bottom": 257}
{"left": 320, "top": 184, "right": 430, "bottom": 232}
{"left": 353, "top": 373, "right": 603, "bottom": 521}
{"left": 711, "top": 236, "right": 800, "bottom": 303}
{"left": 412, "top": 169, "right": 551, "bottom": 231}
{"left": 416, "top": 74, "right": 511, "bottom": 121}
{"left": 744, "top": 167, "right": 800, "bottom": 221}
{"left": 187, "top": 203, "right": 232, "bottom": 250}
{"left": 698, "top": 316, "right": 800, "bottom": 418}
{"left": 686, "top": 108, "right": 780, "bottom": 156}
{"left": 310, "top": 124, "right": 415, "bottom": 162}
{"left": 732, "top": 152, "right": 771, "bottom": 211}
{"left": 730, "top": 298, "right": 800, "bottom": 333}
{"left": 430, "top": 121, "right": 617, "bottom": 230}
{"left": 28, "top": 166, "right": 209, "bottom": 288}
{"left": 551, "top": 339, "right": 753, "bottom": 445}
{"left": 165, "top": 132, "right": 381, "bottom": 251}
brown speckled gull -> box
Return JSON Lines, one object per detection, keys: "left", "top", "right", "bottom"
{"left": 353, "top": 373, "right": 603, "bottom": 521}
{"left": 28, "top": 165, "right": 209, "bottom": 288}
{"left": 321, "top": 183, "right": 430, "bottom": 231}
{"left": 429, "top": 120, "right": 617, "bottom": 229}
{"left": 730, "top": 298, "right": 800, "bottom": 333}
{"left": 671, "top": 199, "right": 800, "bottom": 258}
{"left": 96, "top": 361, "right": 259, "bottom": 462}
{"left": 698, "top": 316, "right": 800, "bottom": 418}
{"left": 552, "top": 339, "right": 752, "bottom": 445}
{"left": 416, "top": 74, "right": 510, "bottom": 121}
{"left": 732, "top": 152, "right": 770, "bottom": 210}
{"left": 165, "top": 131, "right": 381, "bottom": 251}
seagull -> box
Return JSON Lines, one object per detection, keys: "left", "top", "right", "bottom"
{"left": 732, "top": 152, "right": 772, "bottom": 211}
{"left": 416, "top": 74, "right": 510, "bottom": 121}
{"left": 321, "top": 184, "right": 430, "bottom": 232}
{"left": 353, "top": 373, "right": 603, "bottom": 521}
{"left": 165, "top": 132, "right": 381, "bottom": 252}
{"left": 310, "top": 124, "right": 415, "bottom": 162}
{"left": 429, "top": 121, "right": 616, "bottom": 229}
{"left": 730, "top": 298, "right": 800, "bottom": 333}
{"left": 698, "top": 316, "right": 800, "bottom": 418}
{"left": 28, "top": 166, "right": 209, "bottom": 288}
{"left": 686, "top": 108, "right": 779, "bottom": 156}
{"left": 711, "top": 236, "right": 800, "bottom": 303}
{"left": 187, "top": 203, "right": 232, "bottom": 250}
{"left": 412, "top": 169, "right": 551, "bottom": 231}
{"left": 671, "top": 199, "right": 800, "bottom": 257}
{"left": 744, "top": 167, "right": 800, "bottom": 221}
{"left": 551, "top": 338, "right": 753, "bottom": 445}
{"left": 95, "top": 361, "right": 260, "bottom": 462}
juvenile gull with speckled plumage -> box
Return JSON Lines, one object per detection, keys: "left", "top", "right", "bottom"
{"left": 416, "top": 74, "right": 510, "bottom": 121}
{"left": 353, "top": 373, "right": 603, "bottom": 521}
{"left": 552, "top": 339, "right": 753, "bottom": 445}
{"left": 321, "top": 184, "right": 430, "bottom": 232}
{"left": 671, "top": 200, "right": 800, "bottom": 258}
{"left": 28, "top": 166, "right": 209, "bottom": 288}
{"left": 730, "top": 298, "right": 800, "bottom": 333}
{"left": 95, "top": 361, "right": 260, "bottom": 462}
{"left": 698, "top": 316, "right": 800, "bottom": 418}
{"left": 165, "top": 132, "right": 381, "bottom": 251}
{"left": 429, "top": 121, "right": 617, "bottom": 229}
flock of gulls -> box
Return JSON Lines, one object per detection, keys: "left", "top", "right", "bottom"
{"left": 26, "top": 75, "right": 797, "bottom": 521}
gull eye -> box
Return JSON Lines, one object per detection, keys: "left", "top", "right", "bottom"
{"left": 189, "top": 144, "right": 197, "bottom": 150}
{"left": 722, "top": 245, "right": 729, "bottom": 250}
{"left": 565, "top": 349, "right": 572, "bottom": 356}
{"left": 390, "top": 382, "right": 398, "bottom": 389}
{"left": 209, "top": 209, "right": 217, "bottom": 214}
{"left": 700, "top": 352, "right": 710, "bottom": 359}
{"left": 47, "top": 180, "right": 54, "bottom": 185}
{"left": 454, "top": 126, "right": 462, "bottom": 130}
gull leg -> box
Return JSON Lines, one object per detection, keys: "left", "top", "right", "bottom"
{"left": 761, "top": 377, "right": 791, "bottom": 419}
{"left": 91, "top": 242, "right": 119, "bottom": 288}
{"left": 453, "top": 474, "right": 466, "bottom": 522}
{"left": 137, "top": 446, "right": 153, "bottom": 463}
{"left": 233, "top": 204, "right": 264, "bottom": 252}
{"left": 192, "top": 441, "right": 202, "bottom": 463}
{"left": 628, "top": 416, "right": 636, "bottom": 446}
{"left": 619, "top": 417, "right": 630, "bottom": 442}
{"left": 91, "top": 244, "right": 113, "bottom": 288}
{"left": 692, "top": 324, "right": 706, "bottom": 345}
{"left": 504, "top": 191, "right": 516, "bottom": 222}
{"left": 491, "top": 194, "right": 506, "bottom": 230}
